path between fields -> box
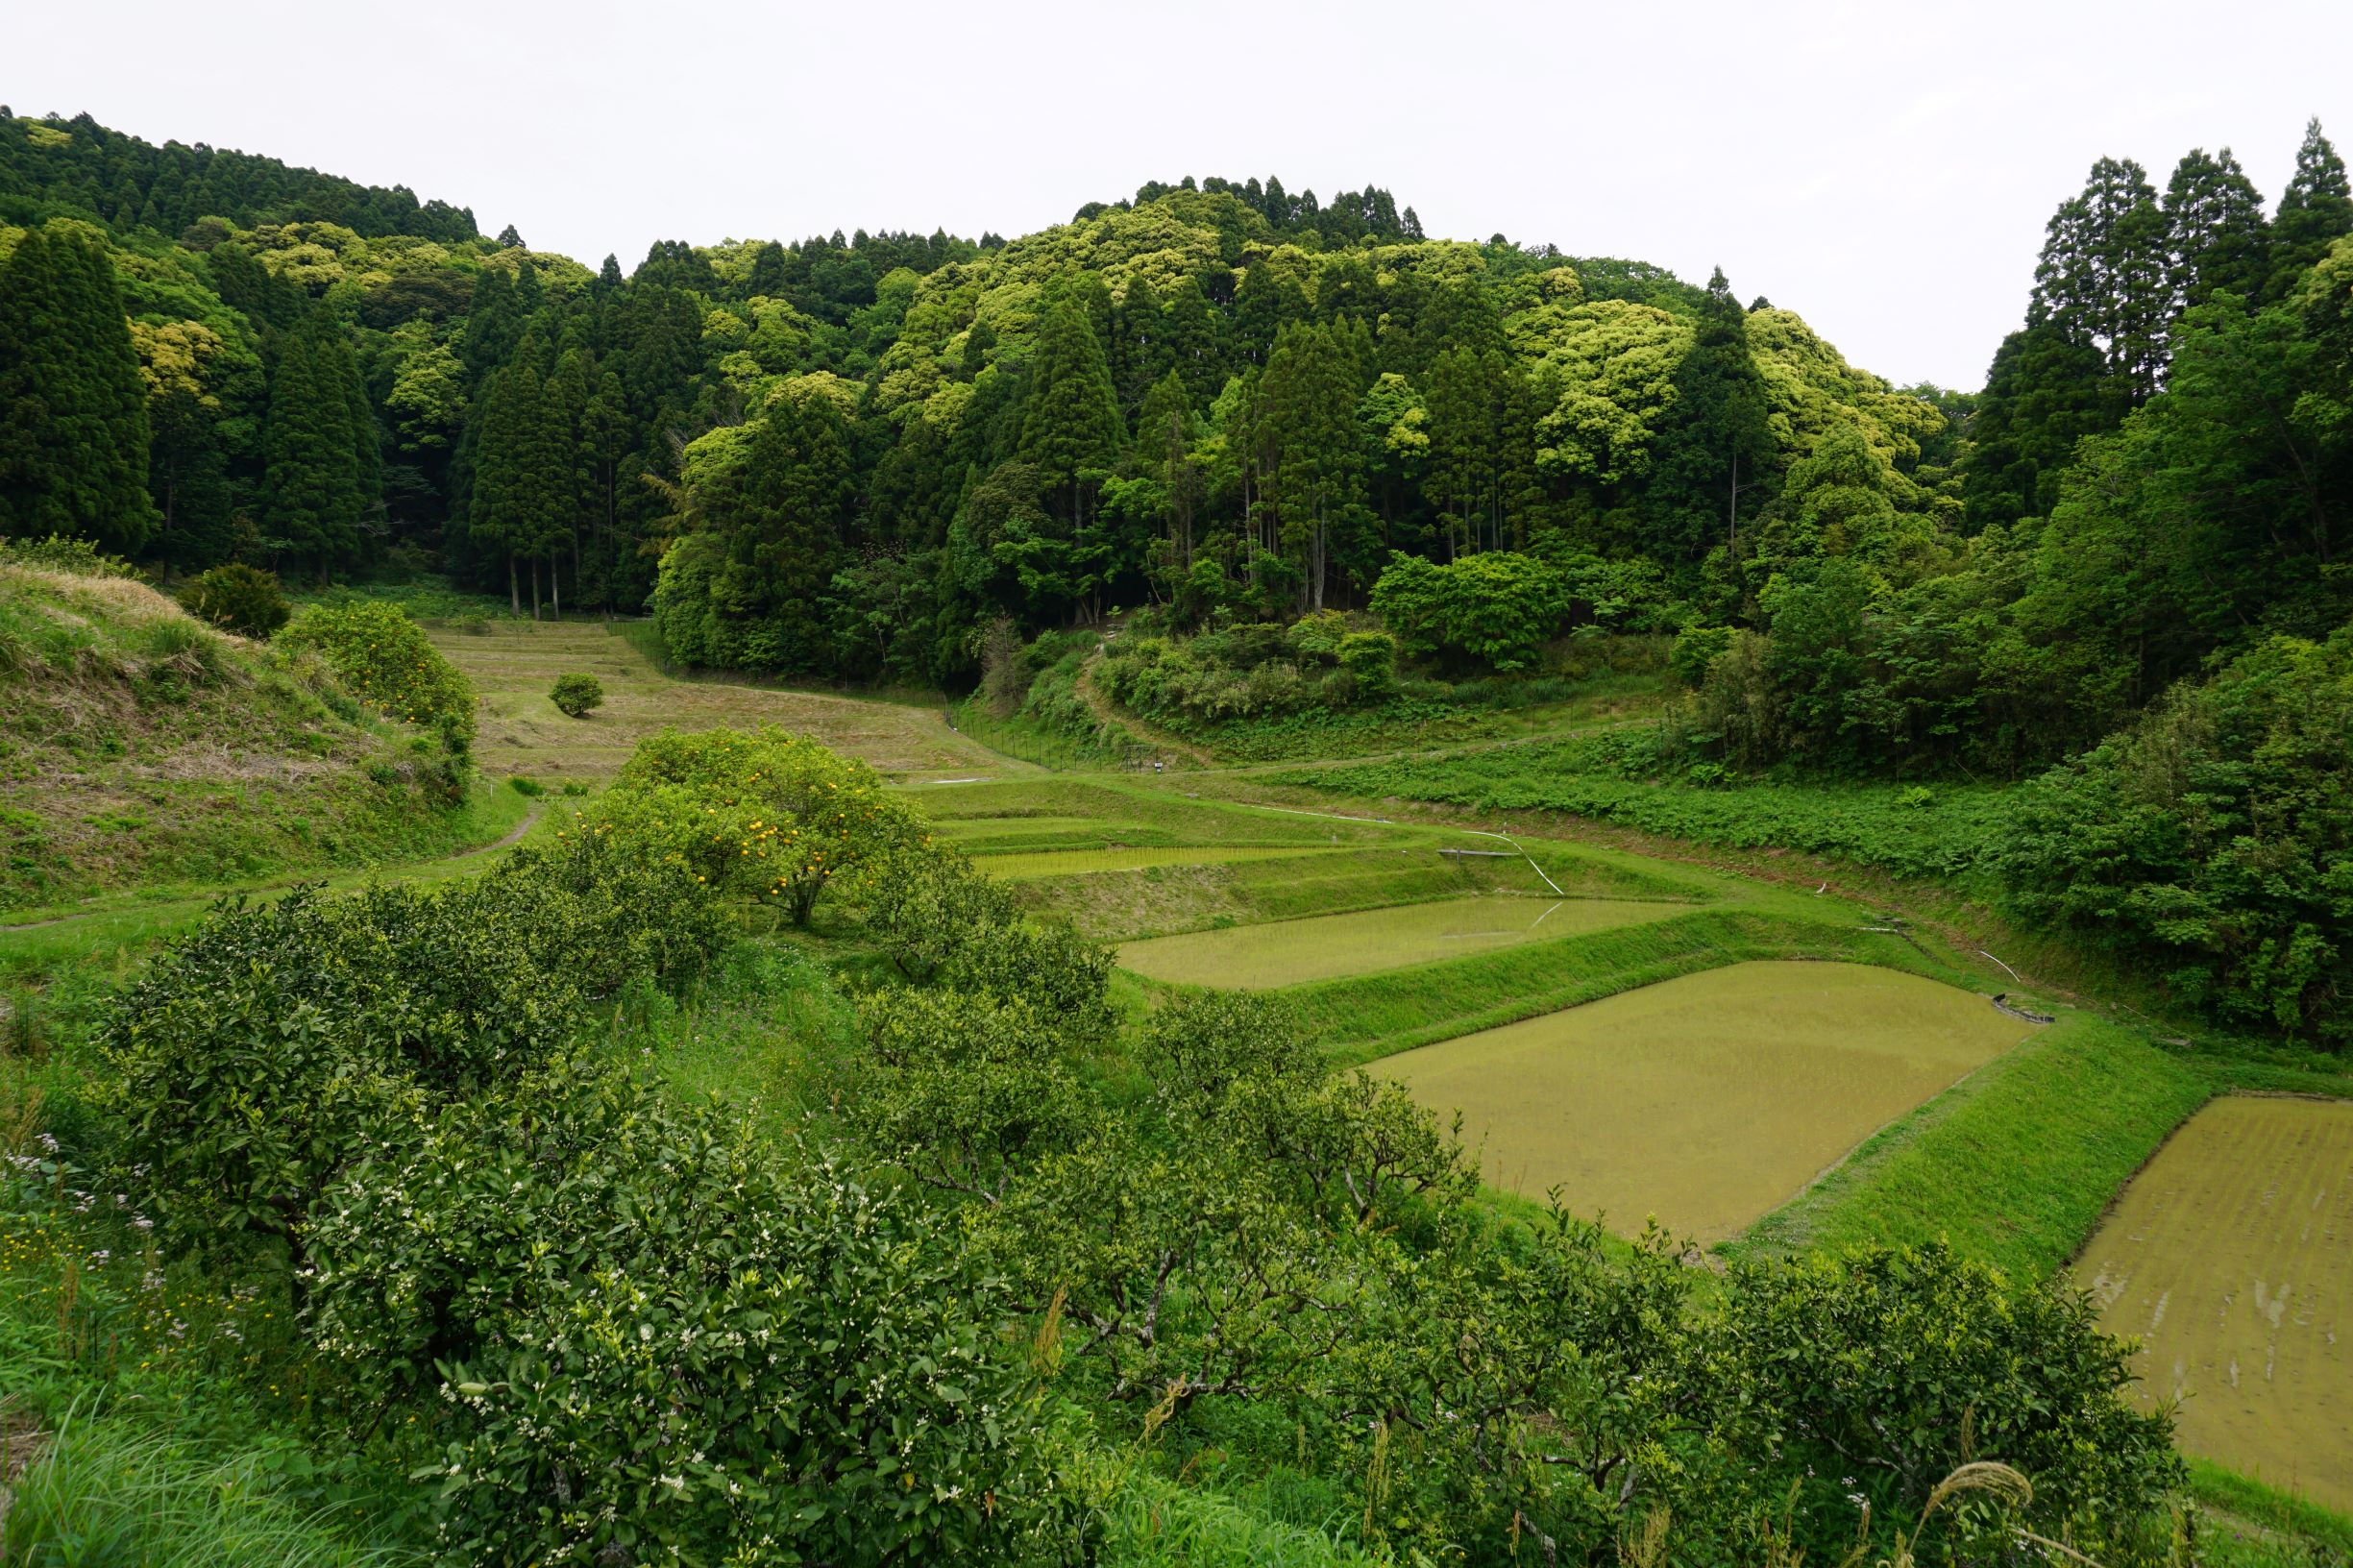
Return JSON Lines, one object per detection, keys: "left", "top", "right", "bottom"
{"left": 0, "top": 801, "right": 548, "bottom": 933}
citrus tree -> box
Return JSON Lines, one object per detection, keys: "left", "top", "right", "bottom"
{"left": 591, "top": 724, "right": 923, "bottom": 924}
{"left": 278, "top": 599, "right": 476, "bottom": 751}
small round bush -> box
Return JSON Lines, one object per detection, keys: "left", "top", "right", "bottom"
{"left": 181, "top": 563, "right": 289, "bottom": 637}
{"left": 550, "top": 671, "right": 603, "bottom": 718}
{"left": 279, "top": 600, "right": 477, "bottom": 751}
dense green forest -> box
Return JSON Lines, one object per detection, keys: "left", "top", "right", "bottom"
{"left": 7, "top": 110, "right": 2349, "bottom": 772}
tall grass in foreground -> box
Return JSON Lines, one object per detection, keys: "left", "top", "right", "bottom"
{"left": 1, "top": 1413, "right": 418, "bottom": 1567}
{"left": 1095, "top": 1474, "right": 1380, "bottom": 1567}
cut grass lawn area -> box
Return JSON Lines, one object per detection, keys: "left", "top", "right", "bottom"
{"left": 1368, "top": 961, "right": 2033, "bottom": 1243}
{"left": 1118, "top": 894, "right": 1687, "bottom": 990}
{"left": 2074, "top": 1095, "right": 2353, "bottom": 1514}
{"left": 976, "top": 845, "right": 1354, "bottom": 880}
{"left": 428, "top": 619, "right": 1019, "bottom": 783}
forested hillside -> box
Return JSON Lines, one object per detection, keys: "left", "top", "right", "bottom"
{"left": 2, "top": 107, "right": 2348, "bottom": 777}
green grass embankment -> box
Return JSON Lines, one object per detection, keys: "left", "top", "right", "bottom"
{"left": 1728, "top": 1013, "right": 2215, "bottom": 1279}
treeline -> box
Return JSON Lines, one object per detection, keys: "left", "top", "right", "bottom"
{"left": 0, "top": 109, "right": 1942, "bottom": 676}
{"left": 0, "top": 108, "right": 478, "bottom": 241}
{"left": 4, "top": 110, "right": 2348, "bottom": 778}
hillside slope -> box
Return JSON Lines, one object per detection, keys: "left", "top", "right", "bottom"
{"left": 0, "top": 557, "right": 504, "bottom": 912}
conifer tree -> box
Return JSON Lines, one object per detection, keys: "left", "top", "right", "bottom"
{"left": 1643, "top": 268, "right": 1772, "bottom": 562}
{"left": 1959, "top": 323, "right": 2121, "bottom": 530}
{"left": 1160, "top": 276, "right": 1224, "bottom": 406}
{"left": 1015, "top": 299, "right": 1124, "bottom": 529}
{"left": 2163, "top": 148, "right": 2270, "bottom": 315}
{"left": 262, "top": 311, "right": 364, "bottom": 580}
{"left": 0, "top": 223, "right": 159, "bottom": 551}
{"left": 2267, "top": 117, "right": 2353, "bottom": 301}
{"left": 1260, "top": 323, "right": 1366, "bottom": 609}
{"left": 2031, "top": 158, "right": 2170, "bottom": 401}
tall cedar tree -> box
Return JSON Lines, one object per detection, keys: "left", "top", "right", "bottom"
{"left": 263, "top": 309, "right": 371, "bottom": 580}
{"left": 1260, "top": 323, "right": 1367, "bottom": 610}
{"left": 734, "top": 387, "right": 854, "bottom": 671}
{"left": 1014, "top": 299, "right": 1124, "bottom": 530}
{"left": 0, "top": 224, "right": 158, "bottom": 551}
{"left": 2031, "top": 158, "right": 2170, "bottom": 402}
{"left": 1644, "top": 268, "right": 1772, "bottom": 563}
{"left": 468, "top": 361, "right": 570, "bottom": 615}
{"left": 2267, "top": 118, "right": 2353, "bottom": 302}
{"left": 2163, "top": 148, "right": 2270, "bottom": 316}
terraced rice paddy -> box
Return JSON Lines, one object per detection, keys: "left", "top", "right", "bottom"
{"left": 975, "top": 846, "right": 1349, "bottom": 879}
{"left": 425, "top": 621, "right": 1017, "bottom": 782}
{"left": 1116, "top": 894, "right": 1679, "bottom": 989}
{"left": 2075, "top": 1095, "right": 2353, "bottom": 1512}
{"left": 1369, "top": 962, "right": 2032, "bottom": 1242}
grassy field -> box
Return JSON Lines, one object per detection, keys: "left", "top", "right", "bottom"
{"left": 1368, "top": 962, "right": 2033, "bottom": 1242}
{"left": 429, "top": 618, "right": 1021, "bottom": 783}
{"left": 1117, "top": 893, "right": 1687, "bottom": 990}
{"left": 2073, "top": 1095, "right": 2353, "bottom": 1514}
{"left": 1274, "top": 732, "right": 2016, "bottom": 882}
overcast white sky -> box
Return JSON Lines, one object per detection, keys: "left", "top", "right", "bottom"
{"left": 12, "top": 0, "right": 2352, "bottom": 388}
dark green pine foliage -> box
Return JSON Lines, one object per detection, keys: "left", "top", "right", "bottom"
{"left": 262, "top": 311, "right": 368, "bottom": 578}
{"left": 1642, "top": 268, "right": 1772, "bottom": 563}
{"left": 1159, "top": 276, "right": 1224, "bottom": 406}
{"left": 1014, "top": 299, "right": 1125, "bottom": 528}
{"left": 462, "top": 265, "right": 523, "bottom": 385}
{"left": 1960, "top": 324, "right": 2122, "bottom": 530}
{"left": 735, "top": 390, "right": 855, "bottom": 671}
{"left": 746, "top": 241, "right": 789, "bottom": 299}
{"left": 0, "top": 223, "right": 159, "bottom": 551}
{"left": 2163, "top": 148, "right": 2270, "bottom": 316}
{"left": 1231, "top": 258, "right": 1308, "bottom": 363}
{"left": 1260, "top": 323, "right": 1370, "bottom": 609}
{"left": 2267, "top": 117, "right": 2353, "bottom": 301}
{"left": 2031, "top": 158, "right": 2171, "bottom": 402}
{"left": 468, "top": 361, "right": 570, "bottom": 613}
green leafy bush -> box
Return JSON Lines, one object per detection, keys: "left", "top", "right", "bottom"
{"left": 1998, "top": 626, "right": 2352, "bottom": 1043}
{"left": 0, "top": 532, "right": 135, "bottom": 577}
{"left": 277, "top": 599, "right": 476, "bottom": 751}
{"left": 1368, "top": 550, "right": 1570, "bottom": 672}
{"left": 548, "top": 670, "right": 602, "bottom": 717}
{"left": 583, "top": 723, "right": 923, "bottom": 924}
{"left": 306, "top": 1062, "right": 1076, "bottom": 1565}
{"left": 95, "top": 836, "right": 724, "bottom": 1263}
{"left": 179, "top": 562, "right": 289, "bottom": 637}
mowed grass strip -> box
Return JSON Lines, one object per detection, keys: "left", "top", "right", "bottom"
{"left": 1370, "top": 962, "right": 2033, "bottom": 1244}
{"left": 977, "top": 846, "right": 1353, "bottom": 880}
{"left": 1293, "top": 908, "right": 1940, "bottom": 1060}
{"left": 1118, "top": 894, "right": 1681, "bottom": 990}
{"left": 1732, "top": 1013, "right": 2212, "bottom": 1279}
{"left": 427, "top": 620, "right": 1013, "bottom": 781}
{"left": 2074, "top": 1095, "right": 2353, "bottom": 1514}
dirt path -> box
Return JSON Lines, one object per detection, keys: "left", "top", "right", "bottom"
{"left": 0, "top": 801, "right": 550, "bottom": 934}
{"left": 1074, "top": 649, "right": 1217, "bottom": 768}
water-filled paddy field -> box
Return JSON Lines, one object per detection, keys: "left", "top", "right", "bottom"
{"left": 2075, "top": 1095, "right": 2353, "bottom": 1512}
{"left": 1368, "top": 962, "right": 2033, "bottom": 1242}
{"left": 1115, "top": 894, "right": 1682, "bottom": 989}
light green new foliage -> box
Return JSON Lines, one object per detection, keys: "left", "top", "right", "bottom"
{"left": 278, "top": 599, "right": 476, "bottom": 749}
